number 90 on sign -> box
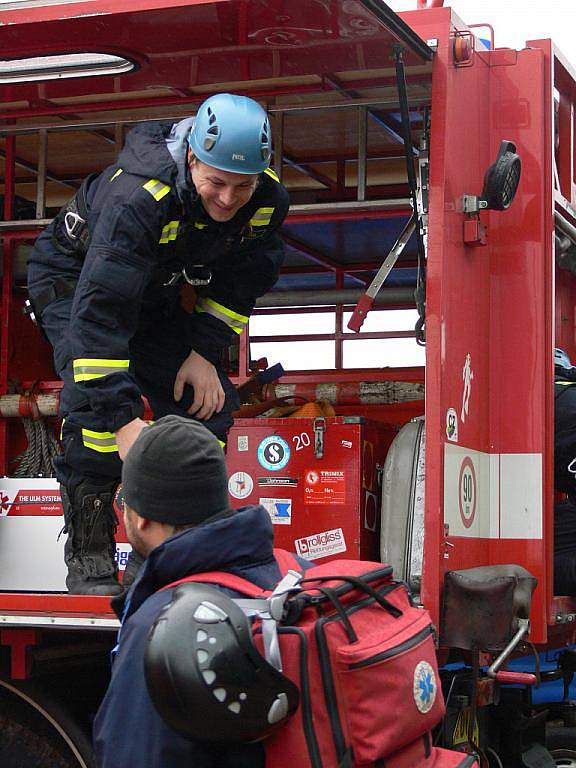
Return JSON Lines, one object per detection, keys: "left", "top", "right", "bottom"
{"left": 458, "top": 456, "right": 476, "bottom": 529}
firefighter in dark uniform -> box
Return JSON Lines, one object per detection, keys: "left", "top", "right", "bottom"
{"left": 554, "top": 348, "right": 576, "bottom": 594}
{"left": 27, "top": 93, "right": 289, "bottom": 596}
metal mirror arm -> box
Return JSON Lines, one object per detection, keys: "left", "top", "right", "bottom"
{"left": 394, "top": 45, "right": 427, "bottom": 345}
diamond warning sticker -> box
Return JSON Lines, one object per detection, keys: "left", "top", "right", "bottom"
{"left": 295, "top": 528, "right": 347, "bottom": 560}
{"left": 304, "top": 469, "right": 346, "bottom": 505}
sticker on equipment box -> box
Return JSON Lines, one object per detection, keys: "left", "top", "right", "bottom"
{"left": 259, "top": 497, "right": 292, "bottom": 525}
{"left": 257, "top": 436, "right": 290, "bottom": 471}
{"left": 228, "top": 471, "right": 254, "bottom": 500}
{"left": 257, "top": 476, "right": 298, "bottom": 487}
{"left": 295, "top": 528, "right": 347, "bottom": 560}
{"left": 0, "top": 478, "right": 62, "bottom": 516}
{"left": 304, "top": 469, "right": 345, "bottom": 505}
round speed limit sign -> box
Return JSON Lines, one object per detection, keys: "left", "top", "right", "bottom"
{"left": 458, "top": 456, "right": 476, "bottom": 529}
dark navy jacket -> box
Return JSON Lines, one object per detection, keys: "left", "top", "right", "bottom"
{"left": 93, "top": 505, "right": 284, "bottom": 767}
{"left": 28, "top": 119, "right": 289, "bottom": 433}
{"left": 553, "top": 369, "right": 576, "bottom": 593}
{"left": 555, "top": 369, "right": 576, "bottom": 498}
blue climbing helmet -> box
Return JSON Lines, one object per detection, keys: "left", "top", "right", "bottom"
{"left": 555, "top": 348, "right": 573, "bottom": 371}
{"left": 188, "top": 93, "right": 272, "bottom": 174}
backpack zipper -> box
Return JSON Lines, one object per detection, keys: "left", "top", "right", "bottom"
{"left": 348, "top": 624, "right": 433, "bottom": 669}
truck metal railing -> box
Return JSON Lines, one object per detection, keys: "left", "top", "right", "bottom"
{"left": 0, "top": 94, "right": 426, "bottom": 383}
{"left": 0, "top": 199, "right": 412, "bottom": 233}
{"left": 0, "top": 94, "right": 428, "bottom": 226}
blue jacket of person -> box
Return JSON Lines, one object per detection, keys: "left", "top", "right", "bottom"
{"left": 93, "top": 504, "right": 287, "bottom": 768}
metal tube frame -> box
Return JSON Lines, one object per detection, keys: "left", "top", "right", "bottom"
{"left": 1, "top": 94, "right": 427, "bottom": 386}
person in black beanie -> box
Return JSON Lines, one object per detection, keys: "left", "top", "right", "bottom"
{"left": 93, "top": 414, "right": 284, "bottom": 768}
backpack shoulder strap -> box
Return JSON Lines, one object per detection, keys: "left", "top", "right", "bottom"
{"left": 161, "top": 571, "right": 264, "bottom": 598}
{"left": 273, "top": 548, "right": 302, "bottom": 575}
{"left": 161, "top": 550, "right": 302, "bottom": 598}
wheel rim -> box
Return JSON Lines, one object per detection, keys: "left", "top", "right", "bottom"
{"left": 551, "top": 749, "right": 576, "bottom": 767}
{"left": 0, "top": 680, "right": 92, "bottom": 768}
{"left": 485, "top": 747, "right": 504, "bottom": 768}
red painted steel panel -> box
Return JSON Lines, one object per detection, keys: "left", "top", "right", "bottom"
{"left": 0, "top": 593, "right": 114, "bottom": 616}
{"left": 405, "top": 9, "right": 553, "bottom": 641}
{"left": 0, "top": 0, "right": 430, "bottom": 117}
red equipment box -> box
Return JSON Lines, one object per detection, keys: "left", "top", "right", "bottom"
{"left": 226, "top": 417, "right": 397, "bottom": 562}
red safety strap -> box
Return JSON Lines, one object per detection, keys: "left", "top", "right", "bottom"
{"left": 160, "top": 548, "right": 302, "bottom": 597}
{"left": 272, "top": 548, "right": 301, "bottom": 575}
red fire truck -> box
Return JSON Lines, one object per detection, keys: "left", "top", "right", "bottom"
{"left": 1, "top": 0, "right": 576, "bottom": 764}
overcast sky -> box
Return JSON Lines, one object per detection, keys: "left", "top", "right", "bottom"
{"left": 387, "top": 0, "right": 576, "bottom": 68}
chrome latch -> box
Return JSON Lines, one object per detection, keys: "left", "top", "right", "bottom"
{"left": 313, "top": 417, "right": 326, "bottom": 459}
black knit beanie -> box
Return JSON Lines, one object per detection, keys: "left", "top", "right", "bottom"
{"left": 121, "top": 415, "right": 230, "bottom": 525}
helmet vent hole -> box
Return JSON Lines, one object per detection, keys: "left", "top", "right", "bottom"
{"left": 196, "top": 630, "right": 208, "bottom": 642}
{"left": 213, "top": 688, "right": 227, "bottom": 702}
{"left": 228, "top": 702, "right": 241, "bottom": 715}
{"left": 207, "top": 126, "right": 219, "bottom": 136}
{"left": 203, "top": 138, "right": 216, "bottom": 151}
{"left": 208, "top": 111, "right": 216, "bottom": 125}
{"left": 202, "top": 669, "right": 216, "bottom": 685}
{"left": 197, "top": 650, "right": 209, "bottom": 665}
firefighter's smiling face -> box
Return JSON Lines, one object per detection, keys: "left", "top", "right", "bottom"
{"left": 189, "top": 156, "right": 258, "bottom": 222}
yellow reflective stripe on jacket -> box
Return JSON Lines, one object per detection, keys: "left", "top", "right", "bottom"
{"left": 556, "top": 380, "right": 575, "bottom": 386}
{"left": 194, "top": 222, "right": 207, "bottom": 230}
{"left": 81, "top": 428, "right": 118, "bottom": 454}
{"left": 249, "top": 207, "right": 275, "bottom": 227}
{"left": 195, "top": 297, "right": 249, "bottom": 335}
{"left": 143, "top": 179, "right": 171, "bottom": 201}
{"left": 264, "top": 168, "right": 280, "bottom": 183}
{"left": 159, "top": 220, "right": 180, "bottom": 244}
{"left": 73, "top": 358, "right": 130, "bottom": 382}
{"left": 110, "top": 168, "right": 123, "bottom": 182}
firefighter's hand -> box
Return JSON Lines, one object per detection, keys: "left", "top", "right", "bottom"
{"left": 115, "top": 418, "right": 147, "bottom": 461}
{"left": 174, "top": 350, "right": 225, "bottom": 420}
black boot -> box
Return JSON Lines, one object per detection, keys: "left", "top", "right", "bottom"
{"left": 121, "top": 549, "right": 145, "bottom": 589}
{"left": 61, "top": 480, "right": 123, "bottom": 596}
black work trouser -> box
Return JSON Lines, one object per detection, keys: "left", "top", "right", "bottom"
{"left": 34, "top": 291, "right": 238, "bottom": 493}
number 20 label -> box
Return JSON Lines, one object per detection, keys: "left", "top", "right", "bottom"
{"left": 292, "top": 432, "right": 311, "bottom": 451}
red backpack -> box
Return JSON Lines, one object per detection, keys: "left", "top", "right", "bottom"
{"left": 167, "top": 550, "right": 478, "bottom": 768}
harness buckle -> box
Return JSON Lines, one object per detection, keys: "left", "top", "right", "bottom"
{"left": 64, "top": 211, "right": 87, "bottom": 241}
{"left": 163, "top": 272, "right": 183, "bottom": 287}
{"left": 182, "top": 266, "right": 212, "bottom": 286}
{"left": 162, "top": 267, "right": 213, "bottom": 288}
